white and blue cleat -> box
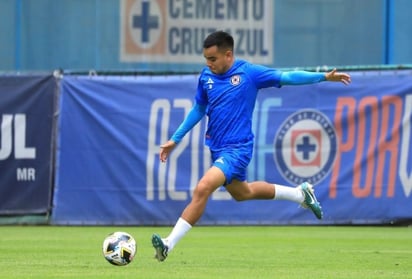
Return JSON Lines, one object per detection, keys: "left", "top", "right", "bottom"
{"left": 299, "top": 182, "right": 323, "bottom": 219}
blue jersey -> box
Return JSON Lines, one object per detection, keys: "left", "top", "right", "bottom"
{"left": 195, "top": 59, "right": 282, "bottom": 150}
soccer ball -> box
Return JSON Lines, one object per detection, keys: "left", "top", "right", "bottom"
{"left": 102, "top": 231, "right": 136, "bottom": 266}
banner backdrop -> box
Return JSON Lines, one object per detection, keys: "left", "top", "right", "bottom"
{"left": 0, "top": 75, "right": 56, "bottom": 214}
{"left": 52, "top": 71, "right": 412, "bottom": 225}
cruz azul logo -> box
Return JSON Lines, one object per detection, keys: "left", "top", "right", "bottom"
{"left": 274, "top": 110, "right": 337, "bottom": 185}
{"left": 121, "top": 0, "right": 166, "bottom": 58}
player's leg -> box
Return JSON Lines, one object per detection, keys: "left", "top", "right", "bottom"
{"left": 217, "top": 146, "right": 322, "bottom": 219}
{"left": 225, "top": 180, "right": 275, "bottom": 200}
{"left": 152, "top": 166, "right": 225, "bottom": 261}
{"left": 225, "top": 180, "right": 303, "bottom": 201}
{"left": 226, "top": 180, "right": 322, "bottom": 219}
{"left": 222, "top": 144, "right": 305, "bottom": 203}
{"left": 181, "top": 166, "right": 226, "bottom": 224}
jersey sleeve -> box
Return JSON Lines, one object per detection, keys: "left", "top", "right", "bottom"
{"left": 280, "top": 71, "right": 326, "bottom": 85}
{"left": 170, "top": 103, "right": 207, "bottom": 144}
{"left": 195, "top": 70, "right": 209, "bottom": 106}
{"left": 247, "top": 63, "right": 283, "bottom": 89}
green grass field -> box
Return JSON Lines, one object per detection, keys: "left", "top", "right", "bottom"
{"left": 0, "top": 226, "right": 411, "bottom": 278}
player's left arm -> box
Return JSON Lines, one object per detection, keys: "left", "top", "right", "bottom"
{"left": 160, "top": 103, "right": 206, "bottom": 163}
{"left": 280, "top": 68, "right": 351, "bottom": 86}
{"left": 324, "top": 68, "right": 351, "bottom": 85}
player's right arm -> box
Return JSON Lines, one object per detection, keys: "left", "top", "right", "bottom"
{"left": 280, "top": 68, "right": 351, "bottom": 85}
{"left": 160, "top": 103, "right": 207, "bottom": 162}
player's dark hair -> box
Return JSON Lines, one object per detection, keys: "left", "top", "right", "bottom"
{"left": 203, "top": 31, "right": 234, "bottom": 52}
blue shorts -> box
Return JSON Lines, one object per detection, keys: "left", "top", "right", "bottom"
{"left": 210, "top": 142, "right": 253, "bottom": 185}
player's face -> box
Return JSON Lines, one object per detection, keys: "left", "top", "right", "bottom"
{"left": 203, "top": 46, "right": 233, "bottom": 74}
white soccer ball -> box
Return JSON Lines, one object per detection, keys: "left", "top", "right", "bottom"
{"left": 102, "top": 231, "right": 137, "bottom": 266}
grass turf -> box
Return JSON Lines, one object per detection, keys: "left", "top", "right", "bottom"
{"left": 0, "top": 226, "right": 411, "bottom": 278}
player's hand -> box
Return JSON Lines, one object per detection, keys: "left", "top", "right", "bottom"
{"left": 160, "top": 140, "right": 177, "bottom": 163}
{"left": 325, "top": 68, "right": 351, "bottom": 85}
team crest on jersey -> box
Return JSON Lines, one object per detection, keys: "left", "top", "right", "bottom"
{"left": 274, "top": 109, "right": 338, "bottom": 185}
{"left": 230, "top": 75, "right": 241, "bottom": 85}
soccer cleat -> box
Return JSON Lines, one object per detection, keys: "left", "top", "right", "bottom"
{"left": 298, "top": 182, "right": 323, "bottom": 219}
{"left": 152, "top": 234, "right": 169, "bottom": 262}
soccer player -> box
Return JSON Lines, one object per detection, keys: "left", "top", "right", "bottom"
{"left": 152, "top": 31, "right": 351, "bottom": 261}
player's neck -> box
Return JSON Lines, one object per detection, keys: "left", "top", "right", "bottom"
{"left": 221, "top": 59, "right": 235, "bottom": 74}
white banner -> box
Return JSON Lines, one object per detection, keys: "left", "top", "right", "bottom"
{"left": 120, "top": 0, "right": 274, "bottom": 64}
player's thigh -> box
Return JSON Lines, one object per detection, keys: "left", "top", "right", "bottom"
{"left": 225, "top": 179, "right": 251, "bottom": 201}
{"left": 195, "top": 166, "right": 226, "bottom": 196}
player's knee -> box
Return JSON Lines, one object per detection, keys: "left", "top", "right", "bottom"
{"left": 193, "top": 182, "right": 214, "bottom": 200}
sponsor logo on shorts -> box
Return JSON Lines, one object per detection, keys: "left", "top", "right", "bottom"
{"left": 215, "top": 157, "right": 224, "bottom": 165}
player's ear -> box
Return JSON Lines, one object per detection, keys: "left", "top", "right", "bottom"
{"left": 225, "top": 49, "right": 233, "bottom": 59}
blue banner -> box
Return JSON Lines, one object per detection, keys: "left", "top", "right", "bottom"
{"left": 0, "top": 75, "right": 56, "bottom": 214}
{"left": 52, "top": 71, "right": 412, "bottom": 225}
